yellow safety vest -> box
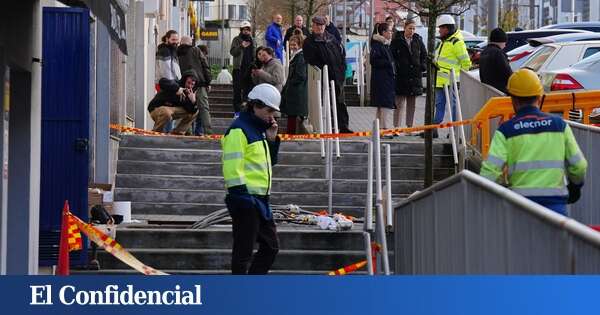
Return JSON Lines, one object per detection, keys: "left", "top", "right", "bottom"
{"left": 434, "top": 30, "right": 471, "bottom": 88}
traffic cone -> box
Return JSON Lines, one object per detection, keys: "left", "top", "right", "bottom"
{"left": 57, "top": 200, "right": 70, "bottom": 276}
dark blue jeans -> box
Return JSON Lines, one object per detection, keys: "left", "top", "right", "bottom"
{"left": 434, "top": 87, "right": 457, "bottom": 124}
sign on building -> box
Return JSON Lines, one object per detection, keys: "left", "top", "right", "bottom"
{"left": 200, "top": 29, "right": 219, "bottom": 41}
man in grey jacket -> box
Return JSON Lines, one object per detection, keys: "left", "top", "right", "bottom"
{"left": 230, "top": 21, "right": 256, "bottom": 116}
{"left": 252, "top": 47, "right": 285, "bottom": 92}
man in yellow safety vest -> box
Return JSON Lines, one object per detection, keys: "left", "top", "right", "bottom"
{"left": 221, "top": 83, "right": 281, "bottom": 274}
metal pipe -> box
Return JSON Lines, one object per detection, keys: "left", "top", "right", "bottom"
{"left": 323, "top": 66, "right": 333, "bottom": 214}
{"left": 450, "top": 69, "right": 466, "bottom": 145}
{"left": 374, "top": 119, "right": 382, "bottom": 207}
{"left": 328, "top": 138, "right": 333, "bottom": 215}
{"left": 384, "top": 144, "right": 393, "bottom": 229}
{"left": 365, "top": 139, "right": 374, "bottom": 232}
{"left": 330, "top": 80, "right": 340, "bottom": 158}
{"left": 444, "top": 85, "right": 459, "bottom": 171}
{"left": 376, "top": 202, "right": 390, "bottom": 275}
{"left": 343, "top": 0, "right": 347, "bottom": 44}
{"left": 220, "top": 0, "right": 225, "bottom": 67}
{"left": 451, "top": 69, "right": 466, "bottom": 170}
{"left": 358, "top": 43, "right": 365, "bottom": 107}
{"left": 317, "top": 79, "right": 325, "bottom": 158}
{"left": 363, "top": 232, "right": 374, "bottom": 275}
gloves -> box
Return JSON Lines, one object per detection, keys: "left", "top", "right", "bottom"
{"left": 567, "top": 182, "right": 582, "bottom": 204}
{"left": 426, "top": 54, "right": 440, "bottom": 71}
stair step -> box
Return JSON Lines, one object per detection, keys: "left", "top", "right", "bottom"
{"left": 118, "top": 148, "right": 453, "bottom": 167}
{"left": 115, "top": 174, "right": 424, "bottom": 194}
{"left": 128, "top": 202, "right": 369, "bottom": 218}
{"left": 116, "top": 160, "right": 454, "bottom": 180}
{"left": 95, "top": 248, "right": 392, "bottom": 271}
{"left": 114, "top": 188, "right": 407, "bottom": 207}
{"left": 119, "top": 135, "right": 452, "bottom": 154}
{"left": 105, "top": 227, "right": 370, "bottom": 250}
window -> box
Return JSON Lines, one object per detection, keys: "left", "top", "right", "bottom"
{"left": 522, "top": 46, "right": 556, "bottom": 72}
{"left": 583, "top": 47, "right": 600, "bottom": 60}
{"left": 228, "top": 4, "right": 236, "bottom": 20}
{"left": 203, "top": 2, "right": 210, "bottom": 19}
{"left": 239, "top": 5, "right": 247, "bottom": 21}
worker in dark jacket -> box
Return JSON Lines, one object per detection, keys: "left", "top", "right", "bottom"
{"left": 370, "top": 23, "right": 396, "bottom": 130}
{"left": 479, "top": 28, "right": 513, "bottom": 94}
{"left": 177, "top": 36, "right": 213, "bottom": 135}
{"left": 390, "top": 19, "right": 426, "bottom": 128}
{"left": 222, "top": 83, "right": 281, "bottom": 274}
{"left": 303, "top": 15, "right": 352, "bottom": 133}
{"left": 148, "top": 70, "right": 198, "bottom": 134}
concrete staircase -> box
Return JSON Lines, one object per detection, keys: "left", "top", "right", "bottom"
{"left": 89, "top": 84, "right": 454, "bottom": 275}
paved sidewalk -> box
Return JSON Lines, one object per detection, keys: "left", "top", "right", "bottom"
{"left": 347, "top": 96, "right": 451, "bottom": 139}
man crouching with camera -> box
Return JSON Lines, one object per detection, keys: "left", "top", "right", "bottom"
{"left": 148, "top": 69, "right": 199, "bottom": 134}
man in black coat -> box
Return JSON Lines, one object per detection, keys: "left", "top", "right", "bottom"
{"left": 148, "top": 70, "right": 198, "bottom": 134}
{"left": 177, "top": 36, "right": 213, "bottom": 135}
{"left": 283, "top": 15, "right": 310, "bottom": 49}
{"left": 479, "top": 28, "right": 513, "bottom": 94}
{"left": 303, "top": 15, "right": 352, "bottom": 133}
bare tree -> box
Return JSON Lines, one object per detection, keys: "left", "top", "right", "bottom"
{"left": 476, "top": 0, "right": 522, "bottom": 35}
{"left": 382, "top": 0, "right": 473, "bottom": 188}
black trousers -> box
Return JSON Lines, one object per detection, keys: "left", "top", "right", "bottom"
{"left": 334, "top": 82, "right": 350, "bottom": 131}
{"left": 228, "top": 204, "right": 279, "bottom": 275}
{"left": 232, "top": 69, "right": 252, "bottom": 113}
{"left": 232, "top": 69, "right": 242, "bottom": 113}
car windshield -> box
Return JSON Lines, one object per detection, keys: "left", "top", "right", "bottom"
{"left": 521, "top": 46, "right": 556, "bottom": 72}
{"left": 570, "top": 51, "right": 600, "bottom": 69}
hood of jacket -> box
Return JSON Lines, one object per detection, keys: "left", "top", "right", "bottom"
{"left": 176, "top": 44, "right": 193, "bottom": 57}
{"left": 372, "top": 33, "right": 391, "bottom": 45}
{"left": 179, "top": 69, "right": 199, "bottom": 86}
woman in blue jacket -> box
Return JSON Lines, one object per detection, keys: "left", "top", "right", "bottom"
{"left": 370, "top": 23, "right": 396, "bottom": 130}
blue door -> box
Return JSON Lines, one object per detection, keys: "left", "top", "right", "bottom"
{"left": 40, "top": 7, "right": 90, "bottom": 266}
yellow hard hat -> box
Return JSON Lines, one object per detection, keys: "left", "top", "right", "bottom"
{"left": 506, "top": 68, "right": 543, "bottom": 97}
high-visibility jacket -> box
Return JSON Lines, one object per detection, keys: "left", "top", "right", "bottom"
{"left": 434, "top": 30, "right": 471, "bottom": 88}
{"left": 222, "top": 112, "right": 280, "bottom": 219}
{"left": 480, "top": 106, "right": 587, "bottom": 205}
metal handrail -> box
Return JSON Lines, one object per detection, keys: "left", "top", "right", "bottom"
{"left": 395, "top": 170, "right": 600, "bottom": 247}
{"left": 566, "top": 120, "right": 600, "bottom": 132}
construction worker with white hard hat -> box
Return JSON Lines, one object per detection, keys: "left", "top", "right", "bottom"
{"left": 480, "top": 69, "right": 588, "bottom": 215}
{"left": 221, "top": 83, "right": 281, "bottom": 274}
{"left": 429, "top": 14, "right": 471, "bottom": 138}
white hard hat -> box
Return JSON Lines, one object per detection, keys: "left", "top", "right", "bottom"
{"left": 240, "top": 21, "right": 251, "bottom": 29}
{"left": 436, "top": 14, "right": 456, "bottom": 27}
{"left": 248, "top": 84, "right": 281, "bottom": 111}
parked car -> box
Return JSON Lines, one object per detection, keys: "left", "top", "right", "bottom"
{"left": 520, "top": 41, "right": 600, "bottom": 74}
{"left": 471, "top": 29, "right": 589, "bottom": 65}
{"left": 540, "top": 50, "right": 600, "bottom": 92}
{"left": 540, "top": 51, "right": 600, "bottom": 122}
{"left": 540, "top": 22, "right": 600, "bottom": 33}
{"left": 508, "top": 32, "right": 600, "bottom": 70}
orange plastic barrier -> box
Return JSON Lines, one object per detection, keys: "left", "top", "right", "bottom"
{"left": 470, "top": 91, "right": 600, "bottom": 158}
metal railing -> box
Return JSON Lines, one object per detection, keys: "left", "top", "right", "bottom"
{"left": 363, "top": 119, "right": 391, "bottom": 275}
{"left": 458, "top": 70, "right": 504, "bottom": 138}
{"left": 394, "top": 170, "right": 600, "bottom": 274}
{"left": 567, "top": 121, "right": 600, "bottom": 225}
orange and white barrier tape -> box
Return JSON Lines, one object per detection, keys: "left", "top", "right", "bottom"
{"left": 328, "top": 260, "right": 367, "bottom": 275}
{"left": 111, "top": 119, "right": 474, "bottom": 142}
{"left": 68, "top": 212, "right": 169, "bottom": 275}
